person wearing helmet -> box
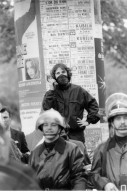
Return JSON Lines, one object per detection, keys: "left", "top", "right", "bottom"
{"left": 90, "top": 93, "right": 127, "bottom": 191}
{"left": 29, "top": 108, "right": 86, "bottom": 190}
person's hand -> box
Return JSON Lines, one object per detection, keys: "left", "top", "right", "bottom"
{"left": 17, "top": 147, "right": 23, "bottom": 158}
{"left": 47, "top": 77, "right": 57, "bottom": 90}
{"left": 104, "top": 183, "right": 118, "bottom": 191}
{"left": 84, "top": 164, "right": 91, "bottom": 171}
{"left": 77, "top": 117, "right": 89, "bottom": 127}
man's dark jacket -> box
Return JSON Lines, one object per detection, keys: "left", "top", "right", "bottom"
{"left": 90, "top": 136, "right": 127, "bottom": 190}
{"left": 10, "top": 128, "right": 29, "bottom": 163}
{"left": 29, "top": 137, "right": 86, "bottom": 190}
{"left": 42, "top": 83, "right": 100, "bottom": 142}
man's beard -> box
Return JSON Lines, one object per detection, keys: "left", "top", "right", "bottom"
{"left": 56, "top": 75, "right": 69, "bottom": 86}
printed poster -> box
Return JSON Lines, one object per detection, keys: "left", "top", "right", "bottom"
{"left": 14, "top": 0, "right": 46, "bottom": 150}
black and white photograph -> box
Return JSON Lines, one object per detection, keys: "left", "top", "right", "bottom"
{"left": 0, "top": 0, "right": 127, "bottom": 191}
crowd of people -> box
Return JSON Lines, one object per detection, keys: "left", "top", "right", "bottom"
{"left": 0, "top": 63, "right": 127, "bottom": 191}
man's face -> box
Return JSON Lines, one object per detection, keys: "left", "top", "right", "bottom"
{"left": 55, "top": 67, "right": 68, "bottom": 79}
{"left": 0, "top": 111, "right": 11, "bottom": 130}
{"left": 113, "top": 114, "right": 127, "bottom": 137}
{"left": 40, "top": 118, "right": 61, "bottom": 142}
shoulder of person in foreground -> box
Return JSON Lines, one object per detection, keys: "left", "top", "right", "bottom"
{"left": 0, "top": 160, "right": 40, "bottom": 190}
{"left": 90, "top": 140, "right": 111, "bottom": 190}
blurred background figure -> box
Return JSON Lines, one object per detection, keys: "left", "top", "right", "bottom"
{"left": 0, "top": 122, "right": 40, "bottom": 190}
{"left": 0, "top": 106, "right": 30, "bottom": 163}
{"left": 25, "top": 58, "right": 40, "bottom": 80}
{"left": 0, "top": 123, "right": 10, "bottom": 164}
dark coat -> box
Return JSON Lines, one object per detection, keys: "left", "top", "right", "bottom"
{"left": 29, "top": 137, "right": 86, "bottom": 190}
{"left": 42, "top": 84, "right": 100, "bottom": 142}
{"left": 70, "top": 139, "right": 91, "bottom": 165}
{"left": 10, "top": 128, "right": 29, "bottom": 163}
{"left": 91, "top": 136, "right": 127, "bottom": 190}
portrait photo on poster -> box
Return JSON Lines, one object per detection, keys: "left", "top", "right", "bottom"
{"left": 25, "top": 58, "right": 41, "bottom": 80}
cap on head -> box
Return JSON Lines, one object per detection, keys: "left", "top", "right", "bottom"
{"left": 36, "top": 108, "right": 65, "bottom": 130}
{"left": 105, "top": 93, "right": 127, "bottom": 120}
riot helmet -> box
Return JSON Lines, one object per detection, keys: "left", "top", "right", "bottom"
{"left": 36, "top": 108, "right": 65, "bottom": 131}
{"left": 105, "top": 93, "right": 127, "bottom": 120}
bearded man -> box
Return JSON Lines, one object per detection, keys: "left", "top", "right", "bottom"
{"left": 91, "top": 93, "right": 127, "bottom": 191}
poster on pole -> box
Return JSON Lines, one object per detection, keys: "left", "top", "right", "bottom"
{"left": 14, "top": 0, "right": 46, "bottom": 150}
{"left": 37, "top": 0, "right": 99, "bottom": 101}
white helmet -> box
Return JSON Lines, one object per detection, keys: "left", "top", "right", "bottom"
{"left": 36, "top": 108, "right": 65, "bottom": 130}
{"left": 105, "top": 93, "right": 127, "bottom": 120}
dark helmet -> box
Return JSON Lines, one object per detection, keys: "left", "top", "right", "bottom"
{"left": 50, "top": 63, "right": 72, "bottom": 81}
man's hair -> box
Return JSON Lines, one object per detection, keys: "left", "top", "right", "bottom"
{"left": 51, "top": 63, "right": 72, "bottom": 81}
{"left": 108, "top": 117, "right": 115, "bottom": 137}
{"left": 0, "top": 106, "right": 12, "bottom": 118}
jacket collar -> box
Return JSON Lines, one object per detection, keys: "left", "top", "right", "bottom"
{"left": 39, "top": 137, "right": 66, "bottom": 156}
{"left": 56, "top": 83, "right": 71, "bottom": 90}
{"left": 54, "top": 137, "right": 66, "bottom": 154}
{"left": 107, "top": 136, "right": 116, "bottom": 151}
{"left": 107, "top": 135, "right": 127, "bottom": 151}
